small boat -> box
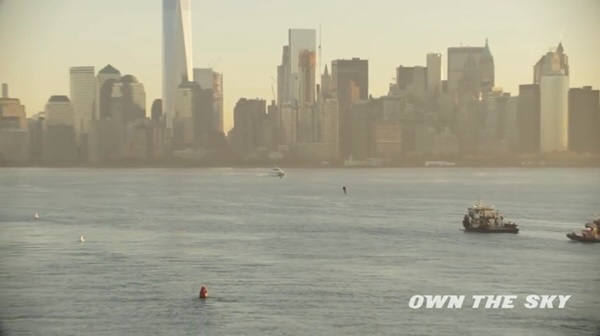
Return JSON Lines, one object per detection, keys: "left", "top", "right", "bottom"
{"left": 462, "top": 202, "right": 519, "bottom": 233}
{"left": 271, "top": 167, "right": 285, "bottom": 178}
{"left": 34, "top": 212, "right": 40, "bottom": 220}
{"left": 79, "top": 235, "right": 86, "bottom": 243}
{"left": 567, "top": 218, "right": 600, "bottom": 243}
{"left": 425, "top": 161, "right": 456, "bottom": 167}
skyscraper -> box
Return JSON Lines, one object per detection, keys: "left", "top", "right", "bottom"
{"left": 229, "top": 98, "right": 269, "bottom": 155}
{"left": 70, "top": 66, "right": 96, "bottom": 136}
{"left": 447, "top": 40, "right": 494, "bottom": 97}
{"left": 194, "top": 68, "right": 224, "bottom": 133}
{"left": 277, "top": 29, "right": 316, "bottom": 106}
{"left": 540, "top": 75, "right": 569, "bottom": 152}
{"left": 110, "top": 74, "right": 146, "bottom": 125}
{"left": 43, "top": 96, "right": 77, "bottom": 163}
{"left": 96, "top": 64, "right": 121, "bottom": 120}
{"left": 534, "top": 43, "right": 568, "bottom": 84}
{"left": 396, "top": 65, "right": 427, "bottom": 100}
{"left": 0, "top": 89, "right": 26, "bottom": 130}
{"left": 0, "top": 88, "right": 29, "bottom": 163}
{"left": 517, "top": 84, "right": 541, "bottom": 153}
{"left": 331, "top": 58, "right": 369, "bottom": 158}
{"left": 163, "top": 0, "right": 193, "bottom": 130}
{"left": 568, "top": 86, "right": 599, "bottom": 153}
{"left": 277, "top": 45, "right": 290, "bottom": 107}
{"left": 426, "top": 53, "right": 442, "bottom": 95}
{"left": 288, "top": 29, "right": 316, "bottom": 104}
{"left": 536, "top": 43, "right": 569, "bottom": 152}
{"left": 45, "top": 95, "right": 75, "bottom": 127}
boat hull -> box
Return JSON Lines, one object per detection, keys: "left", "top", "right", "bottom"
{"left": 566, "top": 232, "right": 600, "bottom": 242}
{"left": 463, "top": 226, "right": 519, "bottom": 234}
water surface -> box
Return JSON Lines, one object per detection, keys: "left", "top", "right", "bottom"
{"left": 1, "top": 168, "right": 599, "bottom": 335}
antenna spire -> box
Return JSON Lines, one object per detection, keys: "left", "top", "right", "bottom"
{"left": 318, "top": 24, "right": 322, "bottom": 76}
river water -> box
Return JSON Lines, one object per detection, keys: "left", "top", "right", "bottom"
{"left": 0, "top": 168, "right": 599, "bottom": 335}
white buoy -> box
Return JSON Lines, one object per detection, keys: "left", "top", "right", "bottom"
{"left": 79, "top": 235, "right": 86, "bottom": 243}
{"left": 34, "top": 212, "right": 40, "bottom": 220}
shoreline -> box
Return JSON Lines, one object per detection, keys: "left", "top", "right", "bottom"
{"left": 1, "top": 163, "right": 599, "bottom": 169}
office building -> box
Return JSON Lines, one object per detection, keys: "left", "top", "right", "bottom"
{"left": 110, "top": 74, "right": 146, "bottom": 125}
{"left": 396, "top": 65, "right": 427, "bottom": 100}
{"left": 229, "top": 98, "right": 270, "bottom": 156}
{"left": 540, "top": 75, "right": 569, "bottom": 152}
{"left": 96, "top": 64, "right": 121, "bottom": 120}
{"left": 447, "top": 40, "right": 494, "bottom": 97}
{"left": 535, "top": 44, "right": 569, "bottom": 153}
{"left": 193, "top": 68, "right": 224, "bottom": 133}
{"left": 69, "top": 66, "right": 96, "bottom": 136}
{"left": 569, "top": 86, "right": 600, "bottom": 153}
{"left": 534, "top": 43, "right": 568, "bottom": 84}
{"left": 332, "top": 58, "right": 369, "bottom": 158}
{"left": 426, "top": 53, "right": 442, "bottom": 95}
{"left": 43, "top": 96, "right": 77, "bottom": 163}
{"left": 517, "top": 84, "right": 540, "bottom": 153}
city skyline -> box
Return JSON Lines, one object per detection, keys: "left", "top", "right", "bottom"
{"left": 1, "top": 0, "right": 599, "bottom": 132}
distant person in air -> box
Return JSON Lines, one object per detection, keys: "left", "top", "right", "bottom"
{"left": 342, "top": 186, "right": 347, "bottom": 195}
{"left": 199, "top": 286, "right": 208, "bottom": 299}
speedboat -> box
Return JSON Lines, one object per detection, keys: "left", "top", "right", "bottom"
{"left": 34, "top": 212, "right": 40, "bottom": 220}
{"left": 271, "top": 167, "right": 285, "bottom": 178}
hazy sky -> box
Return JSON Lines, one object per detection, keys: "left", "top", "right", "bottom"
{"left": 1, "top": 0, "right": 599, "bottom": 131}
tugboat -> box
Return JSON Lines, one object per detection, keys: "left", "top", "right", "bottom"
{"left": 566, "top": 218, "right": 600, "bottom": 243}
{"left": 462, "top": 202, "right": 519, "bottom": 233}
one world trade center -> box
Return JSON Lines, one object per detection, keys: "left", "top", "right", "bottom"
{"left": 162, "top": 0, "right": 193, "bottom": 130}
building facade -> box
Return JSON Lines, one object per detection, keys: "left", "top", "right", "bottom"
{"left": 540, "top": 75, "right": 569, "bottom": 152}
{"left": 568, "top": 86, "right": 600, "bottom": 153}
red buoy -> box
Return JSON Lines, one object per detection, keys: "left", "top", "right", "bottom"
{"left": 199, "top": 286, "right": 208, "bottom": 299}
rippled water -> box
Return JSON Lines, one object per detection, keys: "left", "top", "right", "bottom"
{"left": 0, "top": 168, "right": 599, "bottom": 335}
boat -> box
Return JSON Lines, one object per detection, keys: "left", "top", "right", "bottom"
{"left": 271, "top": 167, "right": 285, "bottom": 178}
{"left": 566, "top": 218, "right": 600, "bottom": 243}
{"left": 79, "top": 235, "right": 86, "bottom": 243}
{"left": 425, "top": 161, "right": 456, "bottom": 167}
{"left": 34, "top": 212, "right": 40, "bottom": 220}
{"left": 462, "top": 202, "right": 519, "bottom": 233}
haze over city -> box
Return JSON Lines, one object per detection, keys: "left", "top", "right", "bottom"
{"left": 1, "top": 0, "right": 599, "bottom": 131}
{"left": 1, "top": 2, "right": 600, "bottom": 335}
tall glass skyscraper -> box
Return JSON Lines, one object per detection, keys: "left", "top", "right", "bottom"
{"left": 163, "top": 0, "right": 193, "bottom": 130}
{"left": 69, "top": 66, "right": 96, "bottom": 136}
